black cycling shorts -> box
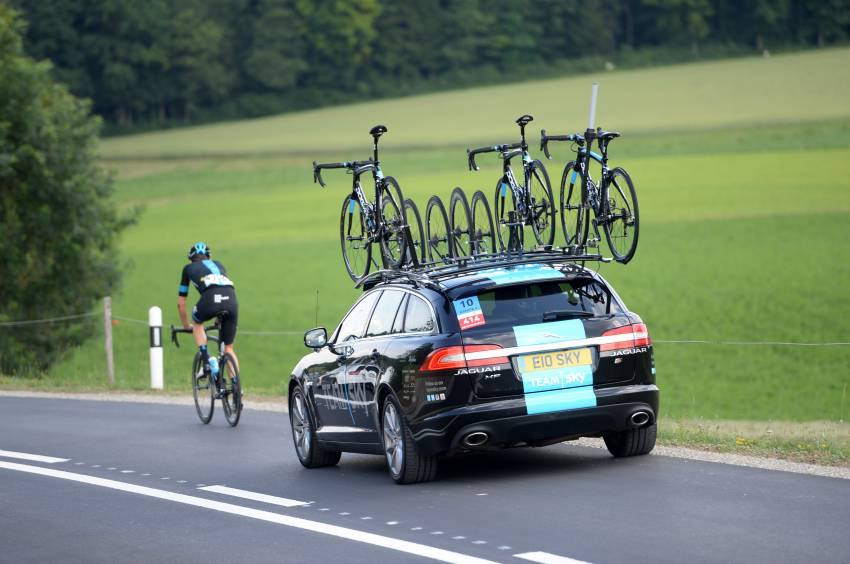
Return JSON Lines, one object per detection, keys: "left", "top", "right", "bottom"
{"left": 192, "top": 287, "right": 238, "bottom": 345}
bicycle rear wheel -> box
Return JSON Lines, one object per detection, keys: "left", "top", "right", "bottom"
{"left": 425, "top": 195, "right": 453, "bottom": 263}
{"left": 470, "top": 190, "right": 496, "bottom": 256}
{"left": 601, "top": 167, "right": 639, "bottom": 263}
{"left": 560, "top": 161, "right": 588, "bottom": 249}
{"left": 449, "top": 187, "right": 473, "bottom": 258}
{"left": 192, "top": 353, "right": 214, "bottom": 424}
{"left": 378, "top": 177, "right": 408, "bottom": 269}
{"left": 527, "top": 160, "right": 556, "bottom": 248}
{"left": 339, "top": 194, "right": 372, "bottom": 281}
{"left": 220, "top": 353, "right": 242, "bottom": 427}
{"left": 403, "top": 198, "right": 426, "bottom": 266}
{"left": 493, "top": 178, "right": 523, "bottom": 251}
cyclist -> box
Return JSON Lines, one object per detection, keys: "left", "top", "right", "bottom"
{"left": 177, "top": 242, "right": 239, "bottom": 383}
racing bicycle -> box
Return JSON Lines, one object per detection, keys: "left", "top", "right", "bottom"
{"left": 467, "top": 115, "right": 555, "bottom": 252}
{"left": 313, "top": 125, "right": 408, "bottom": 281}
{"left": 540, "top": 127, "right": 639, "bottom": 263}
{"left": 171, "top": 313, "right": 242, "bottom": 427}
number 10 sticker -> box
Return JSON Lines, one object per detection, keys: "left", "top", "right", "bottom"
{"left": 453, "top": 296, "right": 486, "bottom": 330}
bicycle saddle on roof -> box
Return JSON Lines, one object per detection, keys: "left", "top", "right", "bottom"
{"left": 515, "top": 114, "right": 534, "bottom": 127}
{"left": 370, "top": 124, "right": 388, "bottom": 137}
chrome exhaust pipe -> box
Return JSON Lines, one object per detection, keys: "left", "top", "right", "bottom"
{"left": 630, "top": 411, "right": 650, "bottom": 428}
{"left": 463, "top": 432, "right": 489, "bottom": 447}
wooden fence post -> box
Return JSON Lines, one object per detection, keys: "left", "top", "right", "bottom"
{"left": 104, "top": 296, "right": 114, "bottom": 386}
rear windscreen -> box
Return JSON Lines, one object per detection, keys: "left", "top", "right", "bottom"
{"left": 454, "top": 279, "right": 621, "bottom": 332}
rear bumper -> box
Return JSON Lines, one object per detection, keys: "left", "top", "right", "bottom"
{"left": 409, "top": 384, "right": 659, "bottom": 456}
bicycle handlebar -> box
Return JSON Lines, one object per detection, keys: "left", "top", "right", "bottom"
{"left": 312, "top": 159, "right": 376, "bottom": 187}
{"left": 170, "top": 324, "right": 219, "bottom": 349}
{"left": 540, "top": 129, "right": 582, "bottom": 159}
{"left": 467, "top": 142, "right": 523, "bottom": 171}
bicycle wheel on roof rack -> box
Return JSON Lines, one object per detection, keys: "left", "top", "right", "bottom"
{"left": 425, "top": 195, "right": 454, "bottom": 264}
{"left": 449, "top": 187, "right": 473, "bottom": 258}
{"left": 470, "top": 190, "right": 497, "bottom": 256}
{"left": 493, "top": 177, "right": 523, "bottom": 251}
{"left": 403, "top": 198, "right": 426, "bottom": 267}
{"left": 560, "top": 160, "right": 588, "bottom": 250}
{"left": 378, "top": 177, "right": 408, "bottom": 270}
{"left": 527, "top": 160, "right": 556, "bottom": 248}
{"left": 601, "top": 167, "right": 639, "bottom": 264}
{"left": 339, "top": 194, "right": 372, "bottom": 281}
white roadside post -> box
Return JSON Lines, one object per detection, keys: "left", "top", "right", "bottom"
{"left": 149, "top": 306, "right": 164, "bottom": 390}
{"left": 587, "top": 82, "right": 599, "bottom": 130}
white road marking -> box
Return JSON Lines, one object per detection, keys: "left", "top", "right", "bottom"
{"left": 387, "top": 521, "right": 399, "bottom": 525}
{"left": 431, "top": 531, "right": 444, "bottom": 535}
{"left": 411, "top": 527, "right": 423, "bottom": 531}
{"left": 498, "top": 546, "right": 512, "bottom": 551}
{"left": 177, "top": 480, "right": 187, "bottom": 484}
{"left": 141, "top": 473, "right": 150, "bottom": 476}
{"left": 319, "top": 508, "right": 330, "bottom": 512}
{"left": 121, "top": 470, "right": 135, "bottom": 474}
{"left": 107, "top": 467, "right": 117, "bottom": 471}
{"left": 339, "top": 512, "right": 350, "bottom": 516}
{"left": 361, "top": 516, "right": 372, "bottom": 520}
{"left": 0, "top": 449, "right": 69, "bottom": 464}
{"left": 453, "top": 536, "right": 466, "bottom": 540}
{"left": 74, "top": 462, "right": 85, "bottom": 466}
{"left": 0, "top": 460, "right": 499, "bottom": 564}
{"left": 475, "top": 493, "right": 488, "bottom": 496}
{"left": 199, "top": 485, "right": 310, "bottom": 508}
{"left": 472, "top": 541, "right": 487, "bottom": 545}
{"left": 514, "top": 551, "right": 592, "bottom": 564}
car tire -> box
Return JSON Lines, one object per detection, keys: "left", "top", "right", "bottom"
{"left": 381, "top": 396, "right": 437, "bottom": 484}
{"left": 603, "top": 423, "right": 657, "bottom": 457}
{"left": 289, "top": 386, "right": 341, "bottom": 468}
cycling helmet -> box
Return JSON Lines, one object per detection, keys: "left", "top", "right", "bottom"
{"left": 188, "top": 241, "right": 210, "bottom": 259}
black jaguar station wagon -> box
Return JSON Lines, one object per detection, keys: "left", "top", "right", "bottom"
{"left": 288, "top": 258, "right": 659, "bottom": 484}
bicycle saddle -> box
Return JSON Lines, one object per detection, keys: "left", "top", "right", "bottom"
{"left": 597, "top": 130, "right": 621, "bottom": 141}
{"left": 370, "top": 124, "right": 388, "bottom": 137}
{"left": 515, "top": 114, "right": 534, "bottom": 127}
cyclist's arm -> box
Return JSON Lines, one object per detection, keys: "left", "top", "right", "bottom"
{"left": 178, "top": 265, "right": 191, "bottom": 330}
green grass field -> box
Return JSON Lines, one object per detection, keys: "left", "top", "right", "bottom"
{"left": 8, "top": 48, "right": 850, "bottom": 425}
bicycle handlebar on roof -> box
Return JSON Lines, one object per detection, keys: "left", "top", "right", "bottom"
{"left": 312, "top": 159, "right": 376, "bottom": 187}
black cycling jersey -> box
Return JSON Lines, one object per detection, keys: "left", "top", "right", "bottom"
{"left": 178, "top": 259, "right": 234, "bottom": 297}
{"left": 179, "top": 258, "right": 239, "bottom": 345}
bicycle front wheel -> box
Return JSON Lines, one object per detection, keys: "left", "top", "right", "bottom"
{"left": 493, "top": 178, "right": 523, "bottom": 252}
{"left": 470, "top": 190, "right": 496, "bottom": 256}
{"left": 339, "top": 194, "right": 372, "bottom": 281}
{"left": 403, "top": 198, "right": 426, "bottom": 266}
{"left": 449, "top": 187, "right": 473, "bottom": 258}
{"left": 425, "top": 195, "right": 453, "bottom": 263}
{"left": 560, "top": 160, "right": 588, "bottom": 248}
{"left": 220, "top": 354, "right": 242, "bottom": 427}
{"left": 601, "top": 167, "right": 639, "bottom": 263}
{"left": 192, "top": 353, "right": 214, "bottom": 424}
{"left": 527, "top": 160, "right": 556, "bottom": 248}
{"left": 378, "top": 177, "right": 408, "bottom": 269}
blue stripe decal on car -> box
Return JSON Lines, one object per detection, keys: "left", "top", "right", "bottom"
{"left": 525, "top": 388, "right": 596, "bottom": 415}
{"left": 513, "top": 319, "right": 597, "bottom": 414}
{"left": 203, "top": 260, "right": 221, "bottom": 275}
{"left": 479, "top": 263, "right": 565, "bottom": 286}
{"left": 513, "top": 319, "right": 585, "bottom": 346}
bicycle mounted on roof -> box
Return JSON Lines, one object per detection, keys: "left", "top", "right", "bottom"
{"left": 313, "top": 125, "right": 410, "bottom": 281}
{"left": 541, "top": 125, "right": 639, "bottom": 263}
{"left": 467, "top": 114, "right": 556, "bottom": 253}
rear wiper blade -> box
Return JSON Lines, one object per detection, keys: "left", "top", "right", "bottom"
{"left": 542, "top": 310, "right": 594, "bottom": 321}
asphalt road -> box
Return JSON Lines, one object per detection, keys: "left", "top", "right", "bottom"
{"left": 1, "top": 397, "right": 848, "bottom": 564}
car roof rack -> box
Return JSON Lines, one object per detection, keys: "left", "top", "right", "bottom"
{"left": 358, "top": 249, "right": 611, "bottom": 291}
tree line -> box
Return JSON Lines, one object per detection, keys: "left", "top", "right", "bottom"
{"left": 11, "top": 0, "right": 850, "bottom": 132}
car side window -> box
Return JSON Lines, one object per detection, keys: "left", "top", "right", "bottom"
{"left": 365, "top": 289, "right": 406, "bottom": 338}
{"left": 336, "top": 291, "right": 381, "bottom": 342}
{"left": 391, "top": 294, "right": 409, "bottom": 334}
{"left": 403, "top": 295, "right": 435, "bottom": 333}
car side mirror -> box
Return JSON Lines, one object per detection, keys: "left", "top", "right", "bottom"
{"left": 304, "top": 327, "right": 327, "bottom": 350}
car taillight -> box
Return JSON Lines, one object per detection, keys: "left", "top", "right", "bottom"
{"left": 420, "top": 345, "right": 508, "bottom": 372}
{"left": 599, "top": 323, "right": 651, "bottom": 352}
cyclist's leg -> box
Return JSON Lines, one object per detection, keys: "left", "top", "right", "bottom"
{"left": 220, "top": 296, "right": 239, "bottom": 371}
{"left": 191, "top": 297, "right": 216, "bottom": 375}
